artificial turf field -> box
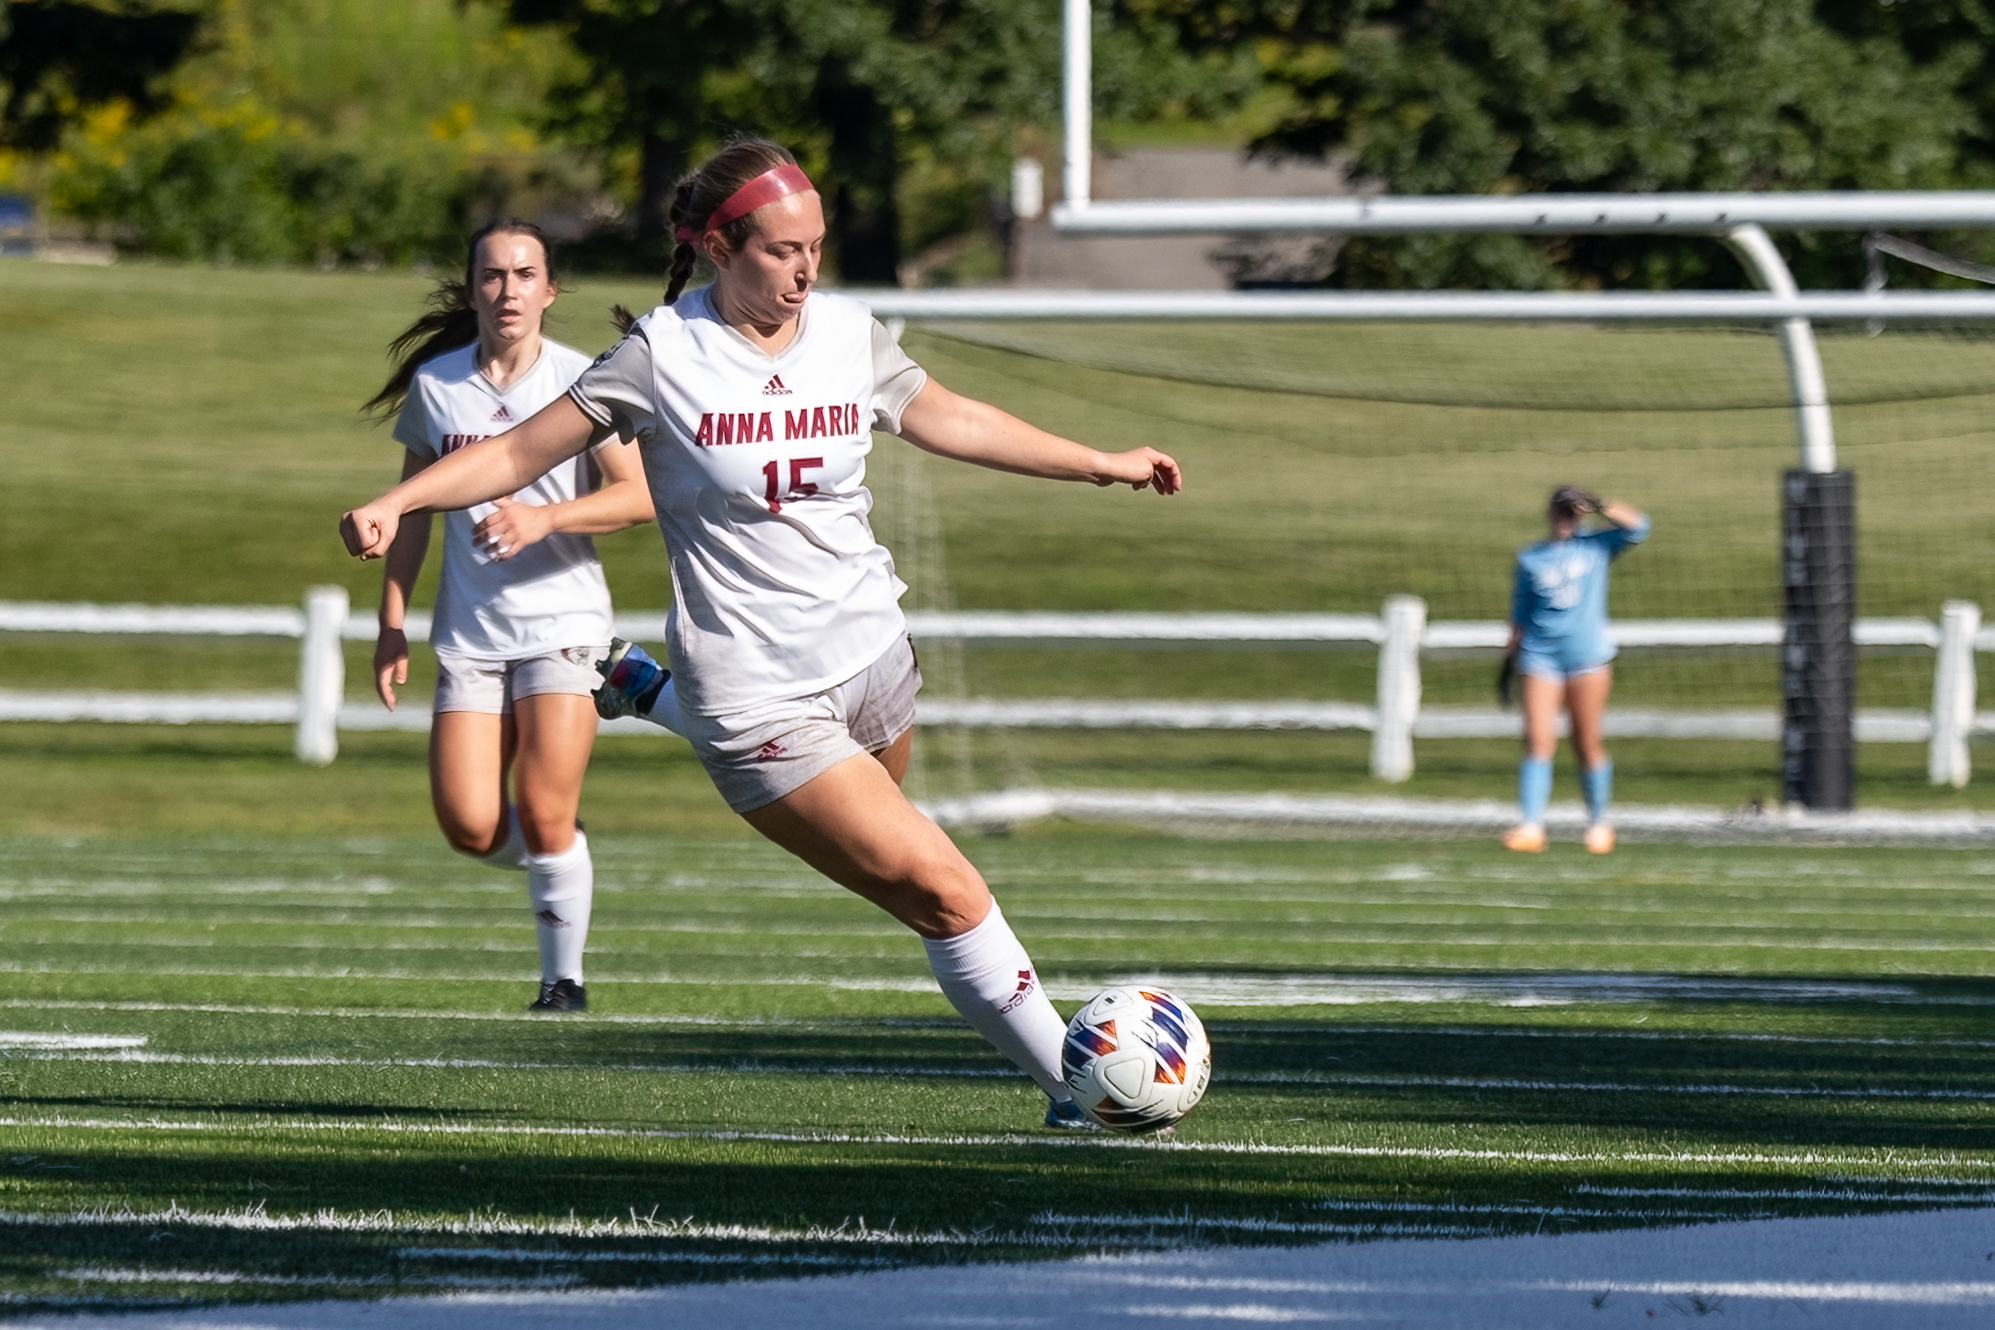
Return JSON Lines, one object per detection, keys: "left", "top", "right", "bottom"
{"left": 7, "top": 259, "right": 1995, "bottom": 1313}
{"left": 10, "top": 827, "right": 1995, "bottom": 1313}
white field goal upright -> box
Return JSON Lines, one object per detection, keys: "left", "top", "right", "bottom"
{"left": 857, "top": 0, "right": 1995, "bottom": 812}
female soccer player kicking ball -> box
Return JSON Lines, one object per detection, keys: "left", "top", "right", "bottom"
{"left": 1502, "top": 485, "right": 1649, "bottom": 855}
{"left": 342, "top": 139, "right": 1179, "bottom": 1128}
{"left": 364, "top": 219, "right": 675, "bottom": 1012}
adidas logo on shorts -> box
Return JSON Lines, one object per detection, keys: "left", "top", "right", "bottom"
{"left": 755, "top": 740, "right": 787, "bottom": 761}
{"left": 762, "top": 374, "right": 792, "bottom": 396}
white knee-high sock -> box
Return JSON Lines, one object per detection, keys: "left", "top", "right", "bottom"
{"left": 478, "top": 806, "right": 528, "bottom": 871}
{"left": 526, "top": 830, "right": 593, "bottom": 984}
{"left": 923, "top": 901, "right": 1071, "bottom": 1101}
{"left": 643, "top": 676, "right": 684, "bottom": 737}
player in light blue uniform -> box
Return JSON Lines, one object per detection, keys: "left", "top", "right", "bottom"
{"left": 1503, "top": 486, "right": 1649, "bottom": 853}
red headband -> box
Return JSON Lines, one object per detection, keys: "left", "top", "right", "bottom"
{"left": 674, "top": 163, "right": 814, "bottom": 245}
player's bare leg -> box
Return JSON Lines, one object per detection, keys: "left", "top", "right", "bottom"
{"left": 1566, "top": 667, "right": 1616, "bottom": 853}
{"left": 743, "top": 752, "right": 1074, "bottom": 1103}
{"left": 430, "top": 711, "right": 512, "bottom": 857}
{"left": 1505, "top": 673, "right": 1563, "bottom": 851}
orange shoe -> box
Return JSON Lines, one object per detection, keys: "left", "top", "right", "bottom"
{"left": 1584, "top": 823, "right": 1616, "bottom": 854}
{"left": 1502, "top": 824, "right": 1547, "bottom": 853}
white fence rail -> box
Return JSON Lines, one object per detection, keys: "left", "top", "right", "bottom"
{"left": 0, "top": 592, "right": 1987, "bottom": 784}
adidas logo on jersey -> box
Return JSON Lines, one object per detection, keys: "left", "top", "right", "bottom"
{"left": 491, "top": 405, "right": 513, "bottom": 422}
{"left": 762, "top": 375, "right": 793, "bottom": 396}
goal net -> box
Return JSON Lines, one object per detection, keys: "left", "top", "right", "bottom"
{"left": 872, "top": 317, "right": 1995, "bottom": 812}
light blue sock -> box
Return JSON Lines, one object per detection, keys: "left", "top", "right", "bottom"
{"left": 1582, "top": 760, "right": 1614, "bottom": 824}
{"left": 1518, "top": 757, "right": 1552, "bottom": 827}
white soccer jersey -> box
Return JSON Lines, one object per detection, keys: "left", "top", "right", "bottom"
{"left": 393, "top": 339, "right": 616, "bottom": 660}
{"left": 566, "top": 288, "right": 927, "bottom": 716}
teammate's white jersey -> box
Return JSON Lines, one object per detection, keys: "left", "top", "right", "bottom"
{"left": 393, "top": 339, "right": 616, "bottom": 660}
{"left": 567, "top": 288, "right": 927, "bottom": 716}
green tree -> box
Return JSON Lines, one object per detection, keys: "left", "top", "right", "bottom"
{"left": 1131, "top": 0, "right": 1980, "bottom": 288}
{"left": 512, "top": 0, "right": 1248, "bottom": 280}
{"left": 0, "top": 0, "right": 199, "bottom": 151}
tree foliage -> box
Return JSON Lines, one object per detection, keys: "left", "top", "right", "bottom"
{"left": 1131, "top": 0, "right": 1987, "bottom": 288}
{"left": 510, "top": 0, "right": 1249, "bottom": 280}
{"left": 0, "top": 0, "right": 200, "bottom": 152}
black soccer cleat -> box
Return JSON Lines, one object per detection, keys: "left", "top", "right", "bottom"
{"left": 527, "top": 978, "right": 588, "bottom": 1013}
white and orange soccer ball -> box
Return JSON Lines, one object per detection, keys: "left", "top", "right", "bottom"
{"left": 1061, "top": 985, "right": 1211, "bottom": 1133}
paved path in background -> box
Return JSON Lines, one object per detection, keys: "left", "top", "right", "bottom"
{"left": 29, "top": 1206, "right": 1995, "bottom": 1328}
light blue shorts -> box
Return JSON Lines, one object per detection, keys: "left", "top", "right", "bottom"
{"left": 1517, "top": 647, "right": 1613, "bottom": 684}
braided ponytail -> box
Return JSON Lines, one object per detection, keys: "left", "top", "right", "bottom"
{"left": 612, "top": 137, "right": 798, "bottom": 336}
{"left": 365, "top": 218, "right": 560, "bottom": 416}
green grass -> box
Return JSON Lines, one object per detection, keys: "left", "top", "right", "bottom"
{"left": 9, "top": 830, "right": 1995, "bottom": 1312}
{"left": 5, "top": 261, "right": 1995, "bottom": 1309}
{"left": 5, "top": 258, "right": 1995, "bottom": 809}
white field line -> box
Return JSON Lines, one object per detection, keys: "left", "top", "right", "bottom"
{"left": 0, "top": 1202, "right": 1054, "bottom": 1248}
{"left": 54, "top": 1267, "right": 579, "bottom": 1290}
{"left": 27, "top": 1000, "right": 1995, "bottom": 1058}
{"left": 16, "top": 1046, "right": 1995, "bottom": 1102}
{"left": 7, "top": 1115, "right": 1995, "bottom": 1175}
{"left": 2, "top": 1050, "right": 1022, "bottom": 1076}
{"left": 0, "top": 999, "right": 968, "bottom": 1026}
{"left": 1094, "top": 1271, "right": 1995, "bottom": 1305}
{"left": 918, "top": 787, "right": 1995, "bottom": 844}
{"left": 0, "top": 1032, "right": 143, "bottom": 1049}
{"left": 390, "top": 1246, "right": 894, "bottom": 1268}
{"left": 0, "top": 961, "right": 942, "bottom": 990}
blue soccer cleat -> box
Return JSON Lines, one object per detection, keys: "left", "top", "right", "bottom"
{"left": 1044, "top": 1097, "right": 1098, "bottom": 1130}
{"left": 594, "top": 638, "right": 669, "bottom": 721}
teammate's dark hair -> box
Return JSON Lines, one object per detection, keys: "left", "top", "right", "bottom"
{"left": 364, "top": 219, "right": 560, "bottom": 417}
{"left": 1549, "top": 485, "right": 1598, "bottom": 521}
{"left": 611, "top": 137, "right": 798, "bottom": 335}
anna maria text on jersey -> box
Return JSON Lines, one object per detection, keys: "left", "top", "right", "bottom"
{"left": 693, "top": 403, "right": 862, "bottom": 446}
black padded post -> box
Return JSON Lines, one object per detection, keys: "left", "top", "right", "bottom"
{"left": 1781, "top": 469, "right": 1856, "bottom": 810}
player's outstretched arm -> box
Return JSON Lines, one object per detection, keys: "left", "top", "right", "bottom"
{"left": 341, "top": 396, "right": 601, "bottom": 560}
{"left": 473, "top": 437, "right": 654, "bottom": 561}
{"left": 374, "top": 451, "right": 435, "bottom": 709}
{"left": 896, "top": 378, "right": 1181, "bottom": 494}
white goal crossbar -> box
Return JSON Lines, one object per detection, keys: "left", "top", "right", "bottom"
{"left": 0, "top": 592, "right": 1984, "bottom": 786}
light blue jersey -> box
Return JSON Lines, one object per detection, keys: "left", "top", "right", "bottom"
{"left": 1510, "top": 517, "right": 1650, "bottom": 676}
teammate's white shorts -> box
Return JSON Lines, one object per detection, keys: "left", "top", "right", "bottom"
{"left": 681, "top": 635, "right": 921, "bottom": 813}
{"left": 433, "top": 645, "right": 608, "bottom": 715}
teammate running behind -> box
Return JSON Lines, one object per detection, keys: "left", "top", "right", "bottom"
{"left": 341, "top": 139, "right": 1180, "bottom": 1128}
{"left": 1502, "top": 486, "right": 1649, "bottom": 854}
{"left": 363, "top": 219, "right": 676, "bottom": 1013}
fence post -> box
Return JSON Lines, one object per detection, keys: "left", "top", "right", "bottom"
{"left": 1929, "top": 599, "right": 1980, "bottom": 789}
{"left": 1370, "top": 594, "right": 1426, "bottom": 783}
{"left": 295, "top": 585, "right": 348, "bottom": 766}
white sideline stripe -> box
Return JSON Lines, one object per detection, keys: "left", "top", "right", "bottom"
{"left": 918, "top": 788, "right": 1995, "bottom": 842}
{"left": 7, "top": 1115, "right": 1995, "bottom": 1173}
{"left": 1118, "top": 972, "right": 1932, "bottom": 1007}
{"left": 0, "top": 961, "right": 942, "bottom": 990}
{"left": 0, "top": 1000, "right": 966, "bottom": 1026}
{"left": 0, "top": 1202, "right": 1056, "bottom": 1247}
{"left": 0, "top": 1032, "right": 144, "bottom": 1049}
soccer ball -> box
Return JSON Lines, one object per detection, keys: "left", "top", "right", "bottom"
{"left": 1061, "top": 985, "right": 1211, "bottom": 1133}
